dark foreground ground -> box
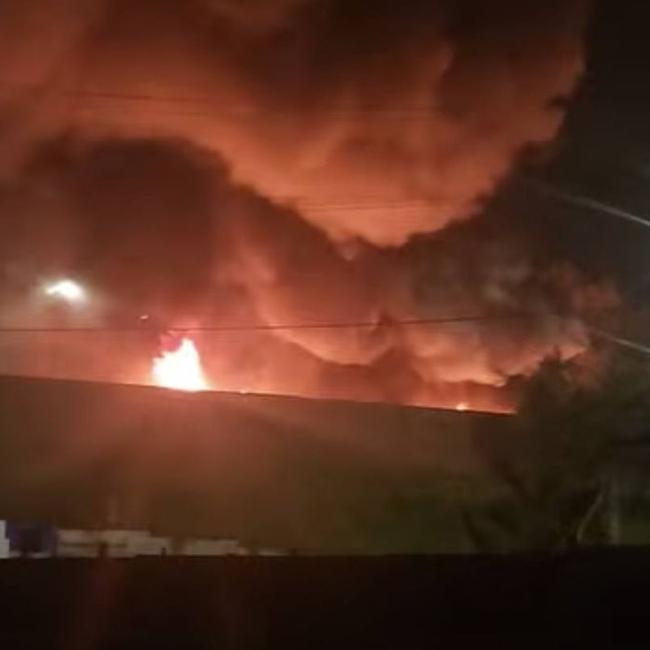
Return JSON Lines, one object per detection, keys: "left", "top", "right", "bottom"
{"left": 1, "top": 551, "right": 649, "bottom": 648}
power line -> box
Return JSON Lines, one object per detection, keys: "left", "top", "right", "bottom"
{"left": 1, "top": 80, "right": 442, "bottom": 116}
{"left": 7, "top": 309, "right": 650, "bottom": 368}
{"left": 521, "top": 176, "right": 650, "bottom": 230}
{"left": 0, "top": 313, "right": 533, "bottom": 334}
{"left": 9, "top": 315, "right": 650, "bottom": 373}
{"left": 9, "top": 315, "right": 645, "bottom": 364}
{"left": 589, "top": 326, "right": 650, "bottom": 357}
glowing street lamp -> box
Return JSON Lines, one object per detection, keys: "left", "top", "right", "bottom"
{"left": 44, "top": 279, "right": 87, "bottom": 304}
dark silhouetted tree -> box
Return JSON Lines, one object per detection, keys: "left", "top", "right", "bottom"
{"left": 463, "top": 349, "right": 650, "bottom": 551}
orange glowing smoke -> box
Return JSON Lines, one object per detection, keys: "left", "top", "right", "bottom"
{"left": 152, "top": 337, "right": 208, "bottom": 392}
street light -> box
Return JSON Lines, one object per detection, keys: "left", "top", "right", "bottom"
{"left": 44, "top": 279, "right": 87, "bottom": 304}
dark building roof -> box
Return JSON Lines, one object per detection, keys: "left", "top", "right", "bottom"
{"left": 0, "top": 375, "right": 512, "bottom": 552}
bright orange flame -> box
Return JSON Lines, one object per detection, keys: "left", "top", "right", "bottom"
{"left": 152, "top": 337, "right": 208, "bottom": 392}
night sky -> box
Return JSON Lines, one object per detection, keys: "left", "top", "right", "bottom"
{"left": 514, "top": 0, "right": 650, "bottom": 297}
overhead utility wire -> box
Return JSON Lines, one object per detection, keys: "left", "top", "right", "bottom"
{"left": 522, "top": 176, "right": 650, "bottom": 230}
{"left": 0, "top": 80, "right": 442, "bottom": 114}
{"left": 6, "top": 317, "right": 649, "bottom": 366}
{"left": 0, "top": 313, "right": 533, "bottom": 334}
{"left": 588, "top": 326, "right": 650, "bottom": 358}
